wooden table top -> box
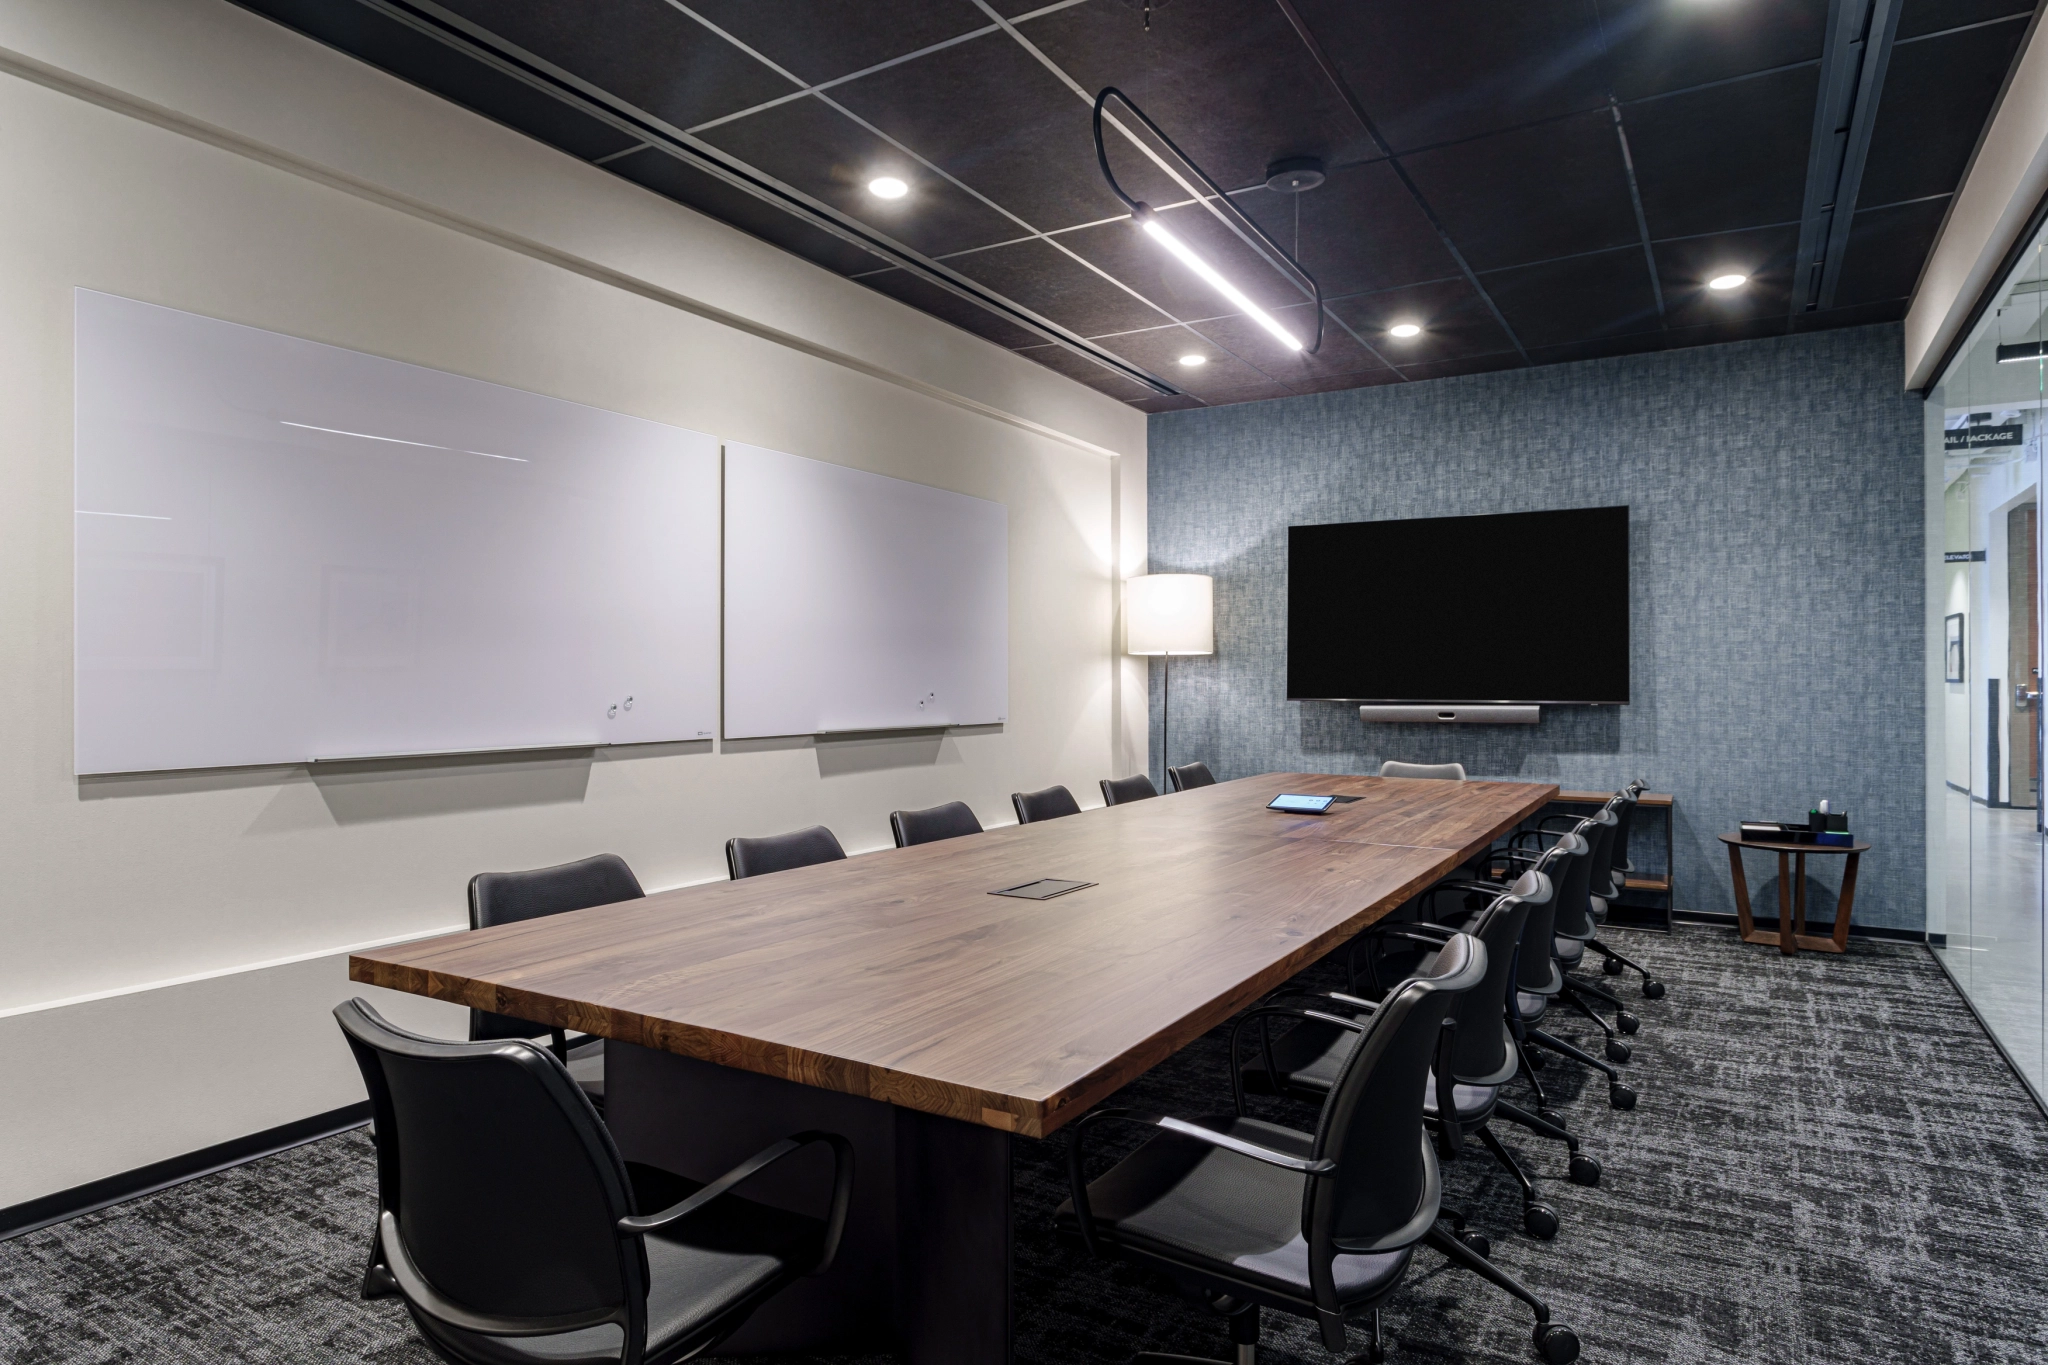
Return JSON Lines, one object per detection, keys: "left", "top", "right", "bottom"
{"left": 1718, "top": 832, "right": 1869, "bottom": 854}
{"left": 351, "top": 772, "right": 1555, "bottom": 1137}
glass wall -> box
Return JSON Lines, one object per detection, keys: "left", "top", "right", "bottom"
{"left": 1929, "top": 225, "right": 2048, "bottom": 1097}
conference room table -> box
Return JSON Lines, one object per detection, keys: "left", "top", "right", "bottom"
{"left": 351, "top": 771, "right": 1557, "bottom": 1364}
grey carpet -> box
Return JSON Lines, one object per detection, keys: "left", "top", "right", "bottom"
{"left": 4, "top": 927, "right": 2045, "bottom": 1364}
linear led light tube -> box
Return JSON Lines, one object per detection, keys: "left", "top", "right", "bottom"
{"left": 1997, "top": 340, "right": 2048, "bottom": 364}
{"left": 1134, "top": 204, "right": 1303, "bottom": 352}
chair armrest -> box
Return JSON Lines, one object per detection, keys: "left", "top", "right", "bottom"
{"left": 1066, "top": 1107, "right": 1333, "bottom": 1256}
{"left": 1263, "top": 989, "right": 1382, "bottom": 1015}
{"left": 1230, "top": 1004, "right": 1367, "bottom": 1115}
{"left": 1345, "top": 920, "right": 1457, "bottom": 992}
{"left": 619, "top": 1131, "right": 855, "bottom": 1274}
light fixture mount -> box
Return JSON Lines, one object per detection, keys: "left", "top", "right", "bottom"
{"left": 1265, "top": 157, "right": 1325, "bottom": 194}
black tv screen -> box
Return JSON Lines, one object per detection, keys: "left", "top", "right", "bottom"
{"left": 1287, "top": 506, "right": 1629, "bottom": 704}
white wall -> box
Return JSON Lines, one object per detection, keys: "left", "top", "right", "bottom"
{"left": 0, "top": 0, "right": 1148, "bottom": 1208}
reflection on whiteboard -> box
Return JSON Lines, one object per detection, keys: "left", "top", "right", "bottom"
{"left": 723, "top": 443, "right": 1007, "bottom": 739}
{"left": 74, "top": 289, "right": 721, "bottom": 774}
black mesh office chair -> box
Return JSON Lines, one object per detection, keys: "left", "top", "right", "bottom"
{"left": 1576, "top": 783, "right": 1666, "bottom": 998}
{"left": 889, "top": 800, "right": 983, "bottom": 848}
{"left": 1101, "top": 774, "right": 1159, "bottom": 806}
{"left": 1012, "top": 785, "right": 1082, "bottom": 824}
{"left": 1058, "top": 933, "right": 1578, "bottom": 1364}
{"left": 1167, "top": 761, "right": 1216, "bottom": 791}
{"left": 336, "top": 999, "right": 852, "bottom": 1365}
{"left": 726, "top": 826, "right": 846, "bottom": 879}
{"left": 1242, "top": 876, "right": 1601, "bottom": 1242}
{"left": 469, "top": 854, "right": 644, "bottom": 1108}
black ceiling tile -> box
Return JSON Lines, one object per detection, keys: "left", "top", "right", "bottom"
{"left": 682, "top": 0, "right": 993, "bottom": 86}
{"left": 827, "top": 30, "right": 1159, "bottom": 234}
{"left": 1398, "top": 353, "right": 1528, "bottom": 383}
{"left": 1831, "top": 197, "right": 1953, "bottom": 307}
{"left": 697, "top": 97, "right": 1022, "bottom": 256}
{"left": 1058, "top": 205, "right": 1307, "bottom": 323}
{"left": 1233, "top": 162, "right": 1465, "bottom": 297}
{"left": 1789, "top": 298, "right": 1909, "bottom": 331}
{"left": 1091, "top": 326, "right": 1283, "bottom": 398}
{"left": 606, "top": 148, "right": 882, "bottom": 274}
{"left": 1286, "top": 0, "right": 1611, "bottom": 151}
{"left": 1282, "top": 369, "right": 1407, "bottom": 396}
{"left": 1011, "top": 341, "right": 1164, "bottom": 398}
{"left": 433, "top": 0, "right": 796, "bottom": 130}
{"left": 1480, "top": 247, "right": 1662, "bottom": 349}
{"left": 1329, "top": 278, "right": 1521, "bottom": 363}
{"left": 1524, "top": 332, "right": 1668, "bottom": 367}
{"left": 1659, "top": 314, "right": 1794, "bottom": 351}
{"left": 1624, "top": 64, "right": 1820, "bottom": 239}
{"left": 1189, "top": 304, "right": 1394, "bottom": 382}
{"left": 1014, "top": 0, "right": 1380, "bottom": 189}
{"left": 1896, "top": 0, "right": 2034, "bottom": 42}
{"left": 1134, "top": 394, "right": 1211, "bottom": 413}
{"left": 1859, "top": 20, "right": 2030, "bottom": 209}
{"left": 949, "top": 237, "right": 1174, "bottom": 337}
{"left": 855, "top": 269, "right": 1047, "bottom": 349}
{"left": 1185, "top": 377, "right": 1311, "bottom": 408}
{"left": 1599, "top": 0, "right": 1829, "bottom": 102}
{"left": 1653, "top": 225, "right": 1800, "bottom": 328}
{"left": 1399, "top": 110, "right": 1641, "bottom": 272}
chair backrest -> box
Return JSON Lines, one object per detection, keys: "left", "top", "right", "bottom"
{"left": 1099, "top": 774, "right": 1159, "bottom": 806}
{"left": 469, "top": 855, "right": 644, "bottom": 1043}
{"left": 336, "top": 998, "right": 648, "bottom": 1354}
{"left": 1304, "top": 932, "right": 1485, "bottom": 1262}
{"left": 1605, "top": 788, "right": 1641, "bottom": 888}
{"left": 1011, "top": 785, "right": 1082, "bottom": 824}
{"left": 1166, "top": 761, "right": 1216, "bottom": 792}
{"left": 726, "top": 825, "right": 847, "bottom": 879}
{"left": 1380, "top": 761, "right": 1466, "bottom": 781}
{"left": 1547, "top": 811, "right": 1611, "bottom": 939}
{"left": 1442, "top": 882, "right": 1536, "bottom": 1083}
{"left": 1515, "top": 836, "right": 1580, "bottom": 991}
{"left": 890, "top": 801, "right": 983, "bottom": 848}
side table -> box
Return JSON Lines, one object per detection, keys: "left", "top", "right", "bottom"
{"left": 1716, "top": 833, "right": 1870, "bottom": 955}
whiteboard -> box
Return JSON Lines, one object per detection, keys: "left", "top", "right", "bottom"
{"left": 74, "top": 290, "right": 721, "bottom": 774}
{"left": 723, "top": 443, "right": 1007, "bottom": 739}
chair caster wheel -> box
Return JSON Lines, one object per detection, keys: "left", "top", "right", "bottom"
{"left": 1617, "top": 1012, "right": 1640, "bottom": 1035}
{"left": 1523, "top": 1203, "right": 1559, "bottom": 1239}
{"left": 1535, "top": 1322, "right": 1581, "bottom": 1363}
{"left": 1460, "top": 1229, "right": 1491, "bottom": 1259}
{"left": 1602, "top": 957, "right": 1624, "bottom": 975}
{"left": 1351, "top": 1343, "right": 1387, "bottom": 1365}
{"left": 1526, "top": 1050, "right": 1547, "bottom": 1070}
{"left": 1538, "top": 1108, "right": 1564, "bottom": 1127}
{"left": 1609, "top": 1084, "right": 1638, "bottom": 1110}
{"left": 1604, "top": 1039, "right": 1631, "bottom": 1063}
{"left": 1643, "top": 980, "right": 1666, "bottom": 1000}
{"left": 1568, "top": 1154, "right": 1601, "bottom": 1186}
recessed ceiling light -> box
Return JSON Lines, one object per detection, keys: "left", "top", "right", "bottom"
{"left": 1708, "top": 273, "right": 1747, "bottom": 291}
{"left": 1388, "top": 323, "right": 1423, "bottom": 338}
{"left": 868, "top": 176, "right": 908, "bottom": 199}
{"left": 1178, "top": 354, "right": 1208, "bottom": 367}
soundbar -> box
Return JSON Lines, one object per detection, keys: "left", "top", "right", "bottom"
{"left": 1358, "top": 705, "right": 1541, "bottom": 725}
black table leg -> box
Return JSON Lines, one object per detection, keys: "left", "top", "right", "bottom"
{"left": 897, "top": 1108, "right": 1013, "bottom": 1365}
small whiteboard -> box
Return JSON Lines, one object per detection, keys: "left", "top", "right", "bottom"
{"left": 723, "top": 443, "right": 1007, "bottom": 738}
{"left": 74, "top": 290, "right": 721, "bottom": 774}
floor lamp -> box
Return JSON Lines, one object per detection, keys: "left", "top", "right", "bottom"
{"left": 1125, "top": 574, "right": 1214, "bottom": 787}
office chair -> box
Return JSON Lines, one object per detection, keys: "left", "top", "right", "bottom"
{"left": 1058, "top": 933, "right": 1579, "bottom": 1364}
{"left": 336, "top": 999, "right": 853, "bottom": 1365}
{"left": 469, "top": 854, "right": 643, "bottom": 1108}
{"left": 1167, "top": 761, "right": 1216, "bottom": 791}
{"left": 1575, "top": 783, "right": 1666, "bottom": 998}
{"left": 1012, "top": 785, "right": 1082, "bottom": 824}
{"left": 726, "top": 826, "right": 847, "bottom": 879}
{"left": 889, "top": 800, "right": 984, "bottom": 848}
{"left": 1379, "top": 760, "right": 1466, "bottom": 780}
{"left": 1101, "top": 774, "right": 1159, "bottom": 805}
{"left": 1242, "top": 875, "right": 1601, "bottom": 1241}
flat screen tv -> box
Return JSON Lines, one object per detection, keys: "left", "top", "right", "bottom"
{"left": 1288, "top": 506, "right": 1629, "bottom": 705}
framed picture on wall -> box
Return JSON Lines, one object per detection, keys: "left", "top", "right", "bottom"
{"left": 1946, "top": 613, "right": 1966, "bottom": 683}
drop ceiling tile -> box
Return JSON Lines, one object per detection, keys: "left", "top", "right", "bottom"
{"left": 696, "top": 96, "right": 1023, "bottom": 257}
{"left": 1599, "top": 0, "right": 1830, "bottom": 102}
{"left": 683, "top": 0, "right": 994, "bottom": 86}
{"left": 1831, "top": 197, "right": 1952, "bottom": 307}
{"left": 1624, "top": 65, "right": 1819, "bottom": 239}
{"left": 1659, "top": 315, "right": 1794, "bottom": 352}
{"left": 606, "top": 149, "right": 882, "bottom": 275}
{"left": 856, "top": 268, "right": 1047, "bottom": 349}
{"left": 1011, "top": 341, "right": 1164, "bottom": 399}
{"left": 1286, "top": 0, "right": 1611, "bottom": 152}
{"left": 1058, "top": 206, "right": 1306, "bottom": 323}
{"left": 1184, "top": 378, "right": 1310, "bottom": 409}
{"left": 1654, "top": 225, "right": 1800, "bottom": 329}
{"left": 949, "top": 238, "right": 1174, "bottom": 337}
{"left": 1524, "top": 332, "right": 1667, "bottom": 368}
{"left": 1282, "top": 369, "right": 1407, "bottom": 396}
{"left": 1187, "top": 305, "right": 1395, "bottom": 382}
{"left": 1091, "top": 325, "right": 1282, "bottom": 399}
{"left": 1329, "top": 278, "right": 1520, "bottom": 364}
{"left": 1134, "top": 394, "right": 1211, "bottom": 413}
{"left": 1480, "top": 247, "right": 1662, "bottom": 349}
{"left": 1860, "top": 20, "right": 2029, "bottom": 209}
{"left": 1788, "top": 298, "right": 1908, "bottom": 331}
{"left": 1398, "top": 353, "right": 1527, "bottom": 383}
{"left": 1400, "top": 110, "right": 1641, "bottom": 272}
{"left": 434, "top": 0, "right": 796, "bottom": 131}
{"left": 1232, "top": 161, "right": 1464, "bottom": 298}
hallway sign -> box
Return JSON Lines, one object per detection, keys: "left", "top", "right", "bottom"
{"left": 1945, "top": 424, "right": 2024, "bottom": 451}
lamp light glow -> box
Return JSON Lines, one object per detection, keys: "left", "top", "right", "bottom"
{"left": 1136, "top": 206, "right": 1303, "bottom": 352}
{"left": 1388, "top": 323, "right": 1422, "bottom": 338}
{"left": 868, "top": 176, "right": 908, "bottom": 199}
{"left": 1708, "top": 273, "right": 1747, "bottom": 291}
{"left": 1178, "top": 353, "right": 1208, "bottom": 367}
{"left": 1125, "top": 574, "right": 1214, "bottom": 656}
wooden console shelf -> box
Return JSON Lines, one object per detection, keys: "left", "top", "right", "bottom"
{"left": 1548, "top": 790, "right": 1675, "bottom": 928}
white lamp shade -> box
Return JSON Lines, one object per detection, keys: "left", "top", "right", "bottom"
{"left": 1126, "top": 574, "right": 1214, "bottom": 655}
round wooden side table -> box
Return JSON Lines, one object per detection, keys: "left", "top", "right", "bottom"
{"left": 1717, "top": 832, "right": 1870, "bottom": 955}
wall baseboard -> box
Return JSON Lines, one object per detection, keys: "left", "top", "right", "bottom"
{"left": 1605, "top": 905, "right": 1930, "bottom": 943}
{"left": 0, "top": 1102, "right": 369, "bottom": 1242}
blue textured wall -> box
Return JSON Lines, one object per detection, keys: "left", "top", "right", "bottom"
{"left": 1147, "top": 323, "right": 1927, "bottom": 931}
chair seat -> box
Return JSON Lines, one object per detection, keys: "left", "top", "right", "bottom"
{"left": 1515, "top": 990, "right": 1549, "bottom": 1023}
{"left": 1053, "top": 1116, "right": 1414, "bottom": 1306}
{"left": 1553, "top": 935, "right": 1586, "bottom": 968}
{"left": 1421, "top": 1071, "right": 1500, "bottom": 1126}
{"left": 411, "top": 1163, "right": 824, "bottom": 1365}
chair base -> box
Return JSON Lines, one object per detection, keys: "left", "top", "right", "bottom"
{"left": 1133, "top": 1352, "right": 1255, "bottom": 1365}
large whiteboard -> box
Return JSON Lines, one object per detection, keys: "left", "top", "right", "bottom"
{"left": 723, "top": 443, "right": 1007, "bottom": 739}
{"left": 74, "top": 290, "right": 721, "bottom": 774}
